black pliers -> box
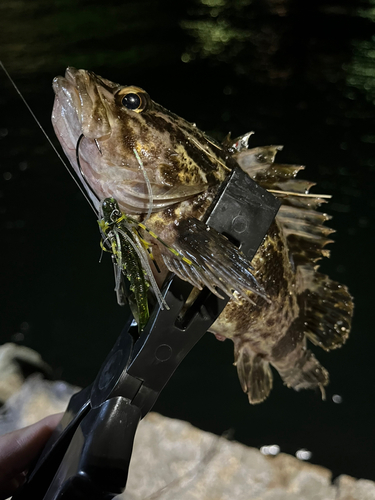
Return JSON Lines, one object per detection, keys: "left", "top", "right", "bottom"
{"left": 12, "top": 166, "right": 280, "bottom": 500}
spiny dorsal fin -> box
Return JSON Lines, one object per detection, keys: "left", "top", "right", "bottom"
{"left": 234, "top": 140, "right": 353, "bottom": 352}
{"left": 222, "top": 131, "right": 254, "bottom": 153}
{"left": 234, "top": 143, "right": 334, "bottom": 266}
{"left": 276, "top": 205, "right": 335, "bottom": 266}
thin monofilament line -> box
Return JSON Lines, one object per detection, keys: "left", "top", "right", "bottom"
{"left": 0, "top": 61, "right": 98, "bottom": 215}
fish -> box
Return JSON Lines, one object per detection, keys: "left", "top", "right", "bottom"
{"left": 52, "top": 68, "right": 353, "bottom": 404}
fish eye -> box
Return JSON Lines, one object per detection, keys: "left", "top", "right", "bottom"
{"left": 122, "top": 93, "right": 141, "bottom": 110}
{"left": 116, "top": 86, "right": 148, "bottom": 113}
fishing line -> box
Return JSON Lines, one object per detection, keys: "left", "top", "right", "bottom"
{"left": 0, "top": 61, "right": 98, "bottom": 215}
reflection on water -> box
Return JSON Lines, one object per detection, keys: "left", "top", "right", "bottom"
{"left": 181, "top": 0, "right": 291, "bottom": 81}
{"left": 358, "top": 0, "right": 375, "bottom": 21}
{"left": 0, "top": 0, "right": 375, "bottom": 483}
{"left": 0, "top": 0, "right": 186, "bottom": 80}
{"left": 346, "top": 36, "right": 375, "bottom": 107}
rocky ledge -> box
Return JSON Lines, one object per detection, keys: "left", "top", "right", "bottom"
{"left": 0, "top": 344, "right": 374, "bottom": 500}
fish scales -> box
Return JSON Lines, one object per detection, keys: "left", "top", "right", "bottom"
{"left": 52, "top": 68, "right": 353, "bottom": 404}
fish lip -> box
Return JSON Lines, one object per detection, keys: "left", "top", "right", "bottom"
{"left": 52, "top": 67, "right": 84, "bottom": 105}
{"left": 52, "top": 68, "right": 80, "bottom": 96}
{"left": 52, "top": 71, "right": 83, "bottom": 128}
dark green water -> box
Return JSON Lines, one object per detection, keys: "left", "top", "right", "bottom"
{"left": 1, "top": 0, "right": 375, "bottom": 482}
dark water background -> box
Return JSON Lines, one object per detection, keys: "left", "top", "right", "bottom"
{"left": 1, "top": 0, "right": 375, "bottom": 483}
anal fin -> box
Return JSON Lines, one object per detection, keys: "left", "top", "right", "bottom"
{"left": 276, "top": 347, "right": 329, "bottom": 395}
{"left": 234, "top": 344, "right": 273, "bottom": 404}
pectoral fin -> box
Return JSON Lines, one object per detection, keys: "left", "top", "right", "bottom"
{"left": 157, "top": 217, "right": 268, "bottom": 303}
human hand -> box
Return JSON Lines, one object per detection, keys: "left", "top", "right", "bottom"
{"left": 0, "top": 413, "right": 62, "bottom": 499}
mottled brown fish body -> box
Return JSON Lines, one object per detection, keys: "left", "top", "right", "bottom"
{"left": 52, "top": 68, "right": 353, "bottom": 404}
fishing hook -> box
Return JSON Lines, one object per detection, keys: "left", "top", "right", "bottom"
{"left": 75, "top": 133, "right": 101, "bottom": 213}
{"left": 95, "top": 139, "right": 102, "bottom": 155}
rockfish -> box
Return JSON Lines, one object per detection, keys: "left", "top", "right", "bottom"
{"left": 52, "top": 68, "right": 353, "bottom": 404}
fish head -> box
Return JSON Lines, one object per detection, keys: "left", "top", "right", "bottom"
{"left": 52, "top": 68, "right": 230, "bottom": 214}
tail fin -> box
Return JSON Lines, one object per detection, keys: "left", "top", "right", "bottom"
{"left": 296, "top": 265, "right": 353, "bottom": 350}
{"left": 272, "top": 266, "right": 352, "bottom": 395}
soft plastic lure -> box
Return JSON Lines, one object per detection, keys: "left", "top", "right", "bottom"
{"left": 99, "top": 198, "right": 162, "bottom": 331}
{"left": 98, "top": 198, "right": 205, "bottom": 331}
{"left": 99, "top": 197, "right": 185, "bottom": 328}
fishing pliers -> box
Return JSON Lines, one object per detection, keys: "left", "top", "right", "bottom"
{"left": 12, "top": 166, "right": 281, "bottom": 500}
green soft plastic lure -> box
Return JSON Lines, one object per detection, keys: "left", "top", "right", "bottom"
{"left": 98, "top": 197, "right": 168, "bottom": 331}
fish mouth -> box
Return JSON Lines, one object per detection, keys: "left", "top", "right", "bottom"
{"left": 52, "top": 69, "right": 85, "bottom": 174}
{"left": 52, "top": 69, "right": 82, "bottom": 137}
{"left": 52, "top": 67, "right": 114, "bottom": 141}
{"left": 52, "top": 68, "right": 109, "bottom": 212}
{"left": 55, "top": 67, "right": 84, "bottom": 125}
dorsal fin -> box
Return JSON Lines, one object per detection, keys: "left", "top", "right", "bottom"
{"left": 233, "top": 140, "right": 353, "bottom": 351}
{"left": 234, "top": 144, "right": 334, "bottom": 267}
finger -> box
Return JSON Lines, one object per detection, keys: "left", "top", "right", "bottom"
{"left": 0, "top": 412, "right": 63, "bottom": 497}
